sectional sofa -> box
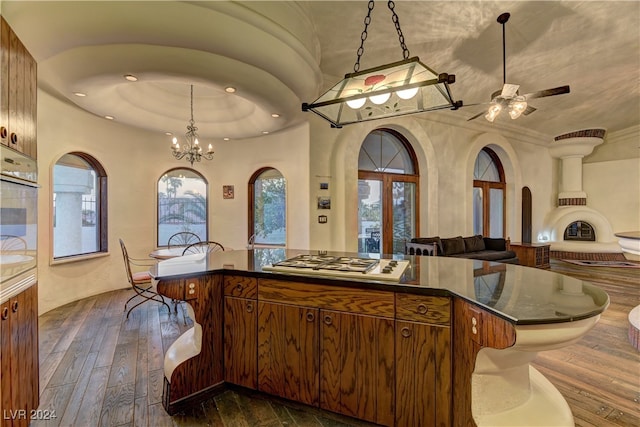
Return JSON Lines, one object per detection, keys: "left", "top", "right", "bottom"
{"left": 409, "top": 234, "right": 519, "bottom": 264}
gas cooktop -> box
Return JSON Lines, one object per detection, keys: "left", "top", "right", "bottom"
{"left": 262, "top": 254, "right": 410, "bottom": 282}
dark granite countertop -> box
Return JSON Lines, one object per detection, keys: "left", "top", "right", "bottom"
{"left": 149, "top": 248, "right": 609, "bottom": 326}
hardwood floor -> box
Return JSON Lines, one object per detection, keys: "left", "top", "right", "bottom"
{"left": 32, "top": 259, "right": 639, "bottom": 426}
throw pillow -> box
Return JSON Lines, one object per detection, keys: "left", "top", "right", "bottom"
{"left": 483, "top": 237, "right": 507, "bottom": 251}
{"left": 441, "top": 236, "right": 465, "bottom": 255}
{"left": 463, "top": 235, "right": 485, "bottom": 253}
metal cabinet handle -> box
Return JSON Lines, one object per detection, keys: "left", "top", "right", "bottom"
{"left": 323, "top": 315, "right": 332, "bottom": 325}
{"left": 11, "top": 301, "right": 18, "bottom": 313}
{"left": 236, "top": 284, "right": 243, "bottom": 293}
{"left": 417, "top": 303, "right": 428, "bottom": 314}
{"left": 1, "top": 307, "right": 8, "bottom": 320}
{"left": 9, "top": 132, "right": 17, "bottom": 144}
{"left": 246, "top": 302, "right": 254, "bottom": 313}
{"left": 0, "top": 126, "right": 7, "bottom": 139}
{"left": 401, "top": 327, "right": 412, "bottom": 338}
{"left": 306, "top": 312, "right": 315, "bottom": 322}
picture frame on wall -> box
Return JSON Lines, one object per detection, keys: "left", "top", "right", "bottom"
{"left": 223, "top": 185, "right": 234, "bottom": 199}
{"left": 317, "top": 196, "right": 331, "bottom": 209}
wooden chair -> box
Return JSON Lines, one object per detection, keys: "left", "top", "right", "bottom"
{"left": 0, "top": 235, "right": 27, "bottom": 254}
{"left": 120, "top": 238, "right": 171, "bottom": 319}
{"left": 182, "top": 241, "right": 225, "bottom": 255}
{"left": 167, "top": 231, "right": 201, "bottom": 248}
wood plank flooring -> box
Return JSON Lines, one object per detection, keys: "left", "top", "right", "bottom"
{"left": 32, "top": 260, "right": 639, "bottom": 426}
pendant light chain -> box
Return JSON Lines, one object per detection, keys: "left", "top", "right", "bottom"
{"left": 353, "top": 0, "right": 410, "bottom": 73}
{"left": 353, "top": 0, "right": 375, "bottom": 72}
{"left": 388, "top": 1, "right": 410, "bottom": 59}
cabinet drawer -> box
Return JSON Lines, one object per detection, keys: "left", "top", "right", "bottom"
{"left": 224, "top": 275, "right": 257, "bottom": 299}
{"left": 258, "top": 279, "right": 394, "bottom": 318}
{"left": 395, "top": 294, "right": 450, "bottom": 326}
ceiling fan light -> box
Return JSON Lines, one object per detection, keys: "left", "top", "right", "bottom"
{"left": 346, "top": 98, "right": 367, "bottom": 109}
{"left": 485, "top": 102, "right": 502, "bottom": 122}
{"left": 509, "top": 98, "right": 528, "bottom": 119}
{"left": 369, "top": 92, "right": 391, "bottom": 105}
{"left": 396, "top": 87, "right": 419, "bottom": 100}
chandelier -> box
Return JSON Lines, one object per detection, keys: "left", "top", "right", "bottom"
{"left": 171, "top": 85, "right": 214, "bottom": 166}
{"left": 302, "top": 0, "right": 461, "bottom": 128}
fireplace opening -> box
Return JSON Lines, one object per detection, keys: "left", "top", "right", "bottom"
{"left": 564, "top": 221, "right": 596, "bottom": 241}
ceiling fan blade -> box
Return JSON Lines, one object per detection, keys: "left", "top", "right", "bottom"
{"left": 523, "top": 85, "right": 570, "bottom": 100}
{"left": 501, "top": 83, "right": 520, "bottom": 98}
{"left": 523, "top": 105, "right": 537, "bottom": 116}
{"left": 467, "top": 110, "right": 486, "bottom": 121}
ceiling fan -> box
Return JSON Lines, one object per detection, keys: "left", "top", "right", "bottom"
{"left": 466, "top": 12, "right": 570, "bottom": 122}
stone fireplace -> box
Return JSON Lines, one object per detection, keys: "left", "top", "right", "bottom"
{"left": 541, "top": 129, "right": 620, "bottom": 255}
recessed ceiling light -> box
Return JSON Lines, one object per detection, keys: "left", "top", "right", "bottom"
{"left": 124, "top": 74, "right": 138, "bottom": 82}
{"left": 271, "top": 113, "right": 280, "bottom": 118}
{"left": 73, "top": 92, "right": 86, "bottom": 97}
{"left": 225, "top": 86, "right": 236, "bottom": 93}
{"left": 104, "top": 115, "right": 114, "bottom": 120}
{"left": 165, "top": 132, "right": 173, "bottom": 136}
{"left": 262, "top": 131, "right": 269, "bottom": 135}
{"left": 223, "top": 137, "right": 230, "bottom": 141}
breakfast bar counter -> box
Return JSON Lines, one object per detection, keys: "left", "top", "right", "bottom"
{"left": 150, "top": 249, "right": 609, "bottom": 427}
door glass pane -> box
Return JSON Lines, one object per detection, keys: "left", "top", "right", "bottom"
{"left": 489, "top": 188, "right": 504, "bottom": 238}
{"left": 473, "top": 187, "right": 483, "bottom": 235}
{"left": 358, "top": 179, "right": 382, "bottom": 254}
{"left": 392, "top": 181, "right": 415, "bottom": 254}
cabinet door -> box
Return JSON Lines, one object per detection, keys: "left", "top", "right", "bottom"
{"left": 0, "top": 18, "right": 9, "bottom": 148}
{"left": 224, "top": 296, "right": 257, "bottom": 389}
{"left": 1, "top": 299, "right": 12, "bottom": 427}
{"left": 257, "top": 302, "right": 319, "bottom": 406}
{"left": 320, "top": 310, "right": 394, "bottom": 426}
{"left": 395, "top": 320, "right": 451, "bottom": 427}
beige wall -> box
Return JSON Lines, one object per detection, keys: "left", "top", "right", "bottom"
{"left": 37, "top": 90, "right": 640, "bottom": 315}
{"left": 37, "top": 90, "right": 310, "bottom": 314}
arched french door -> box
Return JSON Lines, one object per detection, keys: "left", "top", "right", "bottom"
{"left": 473, "top": 147, "right": 506, "bottom": 238}
{"left": 357, "top": 129, "right": 419, "bottom": 255}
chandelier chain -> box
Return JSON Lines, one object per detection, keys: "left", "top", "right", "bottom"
{"left": 353, "top": 0, "right": 410, "bottom": 72}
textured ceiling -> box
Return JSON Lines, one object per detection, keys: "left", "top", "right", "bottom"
{"left": 2, "top": 1, "right": 639, "bottom": 142}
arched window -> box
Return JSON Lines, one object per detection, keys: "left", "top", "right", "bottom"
{"left": 157, "top": 168, "right": 208, "bottom": 247}
{"left": 473, "top": 147, "right": 506, "bottom": 238}
{"left": 358, "top": 129, "right": 419, "bottom": 254}
{"left": 249, "top": 168, "right": 286, "bottom": 246}
{"left": 52, "top": 152, "right": 107, "bottom": 260}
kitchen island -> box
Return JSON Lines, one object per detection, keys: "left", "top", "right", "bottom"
{"left": 150, "top": 249, "right": 609, "bottom": 427}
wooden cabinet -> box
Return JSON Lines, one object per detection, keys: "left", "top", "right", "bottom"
{"left": 0, "top": 17, "right": 37, "bottom": 158}
{"left": 0, "top": 284, "right": 39, "bottom": 427}
{"left": 395, "top": 294, "right": 451, "bottom": 427}
{"left": 510, "top": 243, "right": 550, "bottom": 268}
{"left": 320, "top": 310, "right": 394, "bottom": 426}
{"left": 257, "top": 301, "right": 319, "bottom": 406}
{"left": 223, "top": 276, "right": 257, "bottom": 389}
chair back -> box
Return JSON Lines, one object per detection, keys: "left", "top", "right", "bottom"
{"left": 167, "top": 232, "right": 201, "bottom": 248}
{"left": 119, "top": 238, "right": 135, "bottom": 285}
{"left": 0, "top": 235, "right": 27, "bottom": 254}
{"left": 182, "top": 241, "right": 225, "bottom": 255}
{"left": 405, "top": 241, "right": 437, "bottom": 256}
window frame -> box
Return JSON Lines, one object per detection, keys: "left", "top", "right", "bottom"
{"left": 248, "top": 167, "right": 286, "bottom": 247}
{"left": 50, "top": 151, "right": 108, "bottom": 264}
